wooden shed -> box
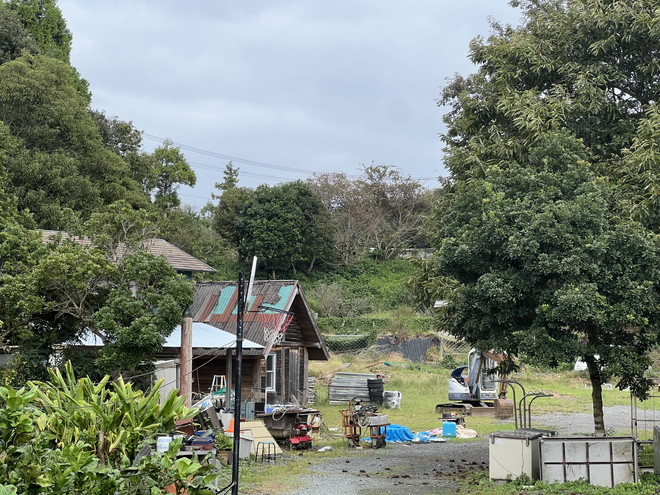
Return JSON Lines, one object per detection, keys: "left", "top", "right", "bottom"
{"left": 191, "top": 280, "right": 329, "bottom": 406}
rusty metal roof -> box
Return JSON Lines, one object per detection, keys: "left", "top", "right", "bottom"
{"left": 192, "top": 280, "right": 329, "bottom": 360}
{"left": 40, "top": 230, "right": 216, "bottom": 274}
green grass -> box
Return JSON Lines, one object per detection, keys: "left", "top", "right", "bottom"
{"left": 240, "top": 357, "right": 659, "bottom": 494}
{"left": 459, "top": 470, "right": 660, "bottom": 494}
{"left": 309, "top": 357, "right": 646, "bottom": 436}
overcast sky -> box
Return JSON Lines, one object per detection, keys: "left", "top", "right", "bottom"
{"left": 57, "top": 1, "right": 522, "bottom": 209}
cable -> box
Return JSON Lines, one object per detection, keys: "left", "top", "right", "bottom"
{"left": 143, "top": 133, "right": 321, "bottom": 175}
{"left": 143, "top": 132, "right": 441, "bottom": 183}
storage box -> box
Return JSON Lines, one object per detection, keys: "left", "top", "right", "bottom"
{"left": 540, "top": 436, "right": 637, "bottom": 487}
{"left": 368, "top": 414, "right": 388, "bottom": 426}
{"left": 489, "top": 430, "right": 544, "bottom": 480}
{"left": 442, "top": 422, "right": 457, "bottom": 438}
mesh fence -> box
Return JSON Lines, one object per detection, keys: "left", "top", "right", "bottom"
{"left": 322, "top": 332, "right": 471, "bottom": 364}
{"left": 323, "top": 333, "right": 376, "bottom": 353}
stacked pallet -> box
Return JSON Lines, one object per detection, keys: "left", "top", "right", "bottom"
{"left": 307, "top": 377, "right": 317, "bottom": 405}
{"left": 328, "top": 372, "right": 379, "bottom": 405}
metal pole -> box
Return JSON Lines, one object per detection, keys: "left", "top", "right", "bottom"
{"left": 180, "top": 312, "right": 193, "bottom": 407}
{"left": 231, "top": 273, "right": 245, "bottom": 495}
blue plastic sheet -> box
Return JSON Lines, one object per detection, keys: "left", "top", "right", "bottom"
{"left": 412, "top": 431, "right": 432, "bottom": 443}
{"left": 385, "top": 424, "right": 415, "bottom": 442}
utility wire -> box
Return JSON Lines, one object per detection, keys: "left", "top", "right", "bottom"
{"left": 143, "top": 132, "right": 440, "bottom": 183}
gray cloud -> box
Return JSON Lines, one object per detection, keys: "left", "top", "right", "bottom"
{"left": 58, "top": 0, "right": 521, "bottom": 207}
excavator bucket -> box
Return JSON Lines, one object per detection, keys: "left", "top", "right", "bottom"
{"left": 494, "top": 398, "right": 514, "bottom": 419}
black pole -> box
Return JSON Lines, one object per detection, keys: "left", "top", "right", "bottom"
{"left": 231, "top": 273, "right": 244, "bottom": 495}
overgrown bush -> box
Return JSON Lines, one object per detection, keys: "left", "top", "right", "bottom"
{"left": 0, "top": 362, "right": 219, "bottom": 494}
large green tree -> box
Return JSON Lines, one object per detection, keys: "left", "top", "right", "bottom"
{"left": 434, "top": 133, "right": 659, "bottom": 433}
{"left": 441, "top": 0, "right": 660, "bottom": 229}
{"left": 0, "top": 53, "right": 148, "bottom": 225}
{"left": 237, "top": 181, "right": 334, "bottom": 277}
{"left": 5, "top": 0, "right": 71, "bottom": 63}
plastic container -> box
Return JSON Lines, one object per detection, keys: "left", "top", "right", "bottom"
{"left": 156, "top": 436, "right": 173, "bottom": 452}
{"left": 383, "top": 391, "right": 402, "bottom": 409}
{"left": 442, "top": 421, "right": 457, "bottom": 438}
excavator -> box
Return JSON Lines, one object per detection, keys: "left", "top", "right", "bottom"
{"left": 436, "top": 349, "right": 513, "bottom": 422}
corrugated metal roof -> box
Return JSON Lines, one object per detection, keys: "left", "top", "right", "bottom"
{"left": 166, "top": 322, "right": 263, "bottom": 349}
{"left": 74, "top": 322, "right": 262, "bottom": 350}
{"left": 192, "top": 280, "right": 329, "bottom": 360}
{"left": 40, "top": 230, "right": 216, "bottom": 274}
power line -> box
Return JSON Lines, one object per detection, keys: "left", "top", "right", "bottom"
{"left": 143, "top": 132, "right": 441, "bottom": 183}
{"left": 143, "top": 133, "right": 320, "bottom": 175}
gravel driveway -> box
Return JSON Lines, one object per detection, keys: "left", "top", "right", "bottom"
{"left": 277, "top": 405, "right": 637, "bottom": 495}
{"left": 284, "top": 439, "right": 489, "bottom": 495}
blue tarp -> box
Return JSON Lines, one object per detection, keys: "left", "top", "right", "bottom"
{"left": 385, "top": 424, "right": 415, "bottom": 442}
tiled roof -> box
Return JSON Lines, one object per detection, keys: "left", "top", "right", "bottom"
{"left": 40, "top": 230, "right": 216, "bottom": 274}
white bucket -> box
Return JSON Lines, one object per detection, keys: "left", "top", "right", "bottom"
{"left": 156, "top": 436, "right": 173, "bottom": 452}
{"left": 383, "top": 391, "right": 402, "bottom": 409}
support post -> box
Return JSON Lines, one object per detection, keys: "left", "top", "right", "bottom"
{"left": 226, "top": 347, "right": 233, "bottom": 407}
{"left": 180, "top": 312, "right": 193, "bottom": 407}
{"left": 231, "top": 273, "right": 245, "bottom": 495}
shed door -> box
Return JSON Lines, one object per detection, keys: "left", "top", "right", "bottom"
{"left": 287, "top": 348, "right": 301, "bottom": 403}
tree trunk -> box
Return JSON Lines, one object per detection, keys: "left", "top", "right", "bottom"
{"left": 585, "top": 355, "right": 606, "bottom": 435}
{"left": 306, "top": 254, "right": 317, "bottom": 275}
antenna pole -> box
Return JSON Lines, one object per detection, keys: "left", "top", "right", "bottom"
{"left": 231, "top": 272, "right": 245, "bottom": 495}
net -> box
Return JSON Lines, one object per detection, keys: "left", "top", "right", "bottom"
{"left": 261, "top": 311, "right": 294, "bottom": 356}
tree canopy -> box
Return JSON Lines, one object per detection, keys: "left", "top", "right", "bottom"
{"left": 434, "top": 133, "right": 659, "bottom": 432}
{"left": 433, "top": 0, "right": 660, "bottom": 433}
{"left": 236, "top": 181, "right": 334, "bottom": 277}
{"left": 441, "top": 0, "right": 660, "bottom": 229}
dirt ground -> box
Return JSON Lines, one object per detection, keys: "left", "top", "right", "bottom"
{"left": 271, "top": 405, "right": 637, "bottom": 495}
{"left": 280, "top": 439, "right": 489, "bottom": 495}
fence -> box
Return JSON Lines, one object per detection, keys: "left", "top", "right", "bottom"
{"left": 322, "top": 331, "right": 471, "bottom": 364}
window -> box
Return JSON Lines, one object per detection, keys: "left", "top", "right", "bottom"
{"left": 266, "top": 354, "right": 276, "bottom": 392}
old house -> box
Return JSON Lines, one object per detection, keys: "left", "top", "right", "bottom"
{"left": 191, "top": 280, "right": 329, "bottom": 407}
{"left": 40, "top": 230, "right": 217, "bottom": 278}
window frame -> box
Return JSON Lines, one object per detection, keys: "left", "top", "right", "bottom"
{"left": 266, "top": 353, "right": 277, "bottom": 392}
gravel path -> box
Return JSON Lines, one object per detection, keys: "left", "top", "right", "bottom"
{"left": 518, "top": 405, "right": 633, "bottom": 436}
{"left": 284, "top": 439, "right": 489, "bottom": 495}
{"left": 276, "top": 406, "right": 637, "bottom": 495}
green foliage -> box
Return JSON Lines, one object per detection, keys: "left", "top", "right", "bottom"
{"left": 159, "top": 205, "right": 233, "bottom": 275}
{"left": 433, "top": 133, "right": 660, "bottom": 431}
{"left": 0, "top": 52, "right": 92, "bottom": 151}
{"left": 317, "top": 316, "right": 434, "bottom": 336}
{"left": 148, "top": 139, "right": 196, "bottom": 210}
{"left": 31, "top": 362, "right": 195, "bottom": 467}
{"left": 210, "top": 185, "right": 255, "bottom": 247}
{"left": 5, "top": 226, "right": 194, "bottom": 382}
{"left": 441, "top": 0, "right": 660, "bottom": 229}
{"left": 237, "top": 181, "right": 334, "bottom": 277}
{"left": 93, "top": 250, "right": 194, "bottom": 374}
{"left": 0, "top": 365, "right": 219, "bottom": 494}
{"left": 214, "top": 431, "right": 233, "bottom": 451}
{"left": 0, "top": 3, "right": 39, "bottom": 64}
{"left": 6, "top": 0, "right": 71, "bottom": 63}
{"left": 306, "top": 281, "right": 372, "bottom": 317}
{"left": 464, "top": 469, "right": 660, "bottom": 494}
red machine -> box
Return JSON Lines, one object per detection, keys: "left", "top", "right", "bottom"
{"left": 288, "top": 421, "right": 312, "bottom": 450}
